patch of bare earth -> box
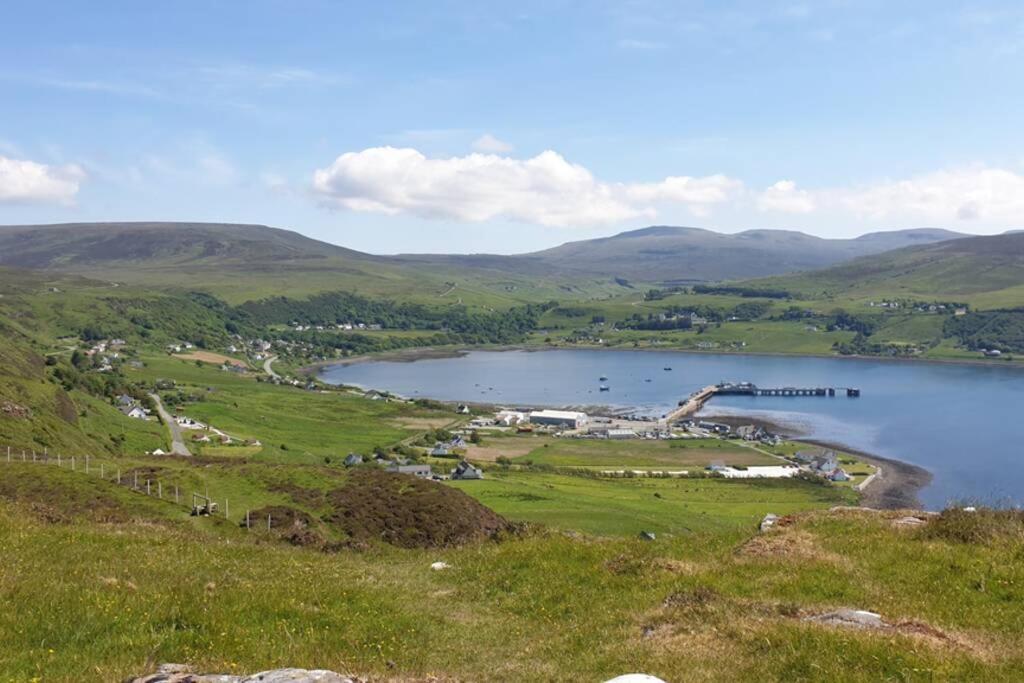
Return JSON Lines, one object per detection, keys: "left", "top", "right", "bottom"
{"left": 736, "top": 528, "right": 847, "bottom": 567}
{"left": 460, "top": 441, "right": 536, "bottom": 463}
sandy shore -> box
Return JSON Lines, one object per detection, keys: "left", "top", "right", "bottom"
{"left": 702, "top": 413, "right": 931, "bottom": 510}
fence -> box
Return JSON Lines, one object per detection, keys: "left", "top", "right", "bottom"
{"left": 0, "top": 445, "right": 284, "bottom": 532}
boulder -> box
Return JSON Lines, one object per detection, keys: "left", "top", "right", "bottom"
{"left": 759, "top": 513, "right": 779, "bottom": 532}
{"left": 128, "top": 666, "right": 356, "bottom": 683}
{"left": 805, "top": 609, "right": 887, "bottom": 629}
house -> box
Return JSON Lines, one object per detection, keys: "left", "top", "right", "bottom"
{"left": 119, "top": 405, "right": 147, "bottom": 419}
{"left": 192, "top": 433, "right": 211, "bottom": 443}
{"left": 451, "top": 460, "right": 483, "bottom": 480}
{"left": 244, "top": 439, "right": 262, "bottom": 447}
{"left": 344, "top": 453, "right": 363, "bottom": 467}
{"left": 430, "top": 444, "right": 450, "bottom": 457}
{"left": 448, "top": 436, "right": 467, "bottom": 449}
{"left": 829, "top": 469, "right": 851, "bottom": 482}
{"left": 736, "top": 425, "right": 759, "bottom": 441}
{"left": 386, "top": 463, "right": 432, "bottom": 479}
{"left": 456, "top": 404, "right": 470, "bottom": 414}
{"left": 690, "top": 313, "right": 708, "bottom": 325}
{"left": 496, "top": 410, "right": 526, "bottom": 426}
{"left": 605, "top": 428, "right": 636, "bottom": 440}
{"left": 116, "top": 394, "right": 136, "bottom": 408}
{"left": 529, "top": 409, "right": 588, "bottom": 429}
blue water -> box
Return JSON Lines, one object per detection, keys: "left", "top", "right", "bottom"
{"left": 321, "top": 349, "right": 1024, "bottom": 509}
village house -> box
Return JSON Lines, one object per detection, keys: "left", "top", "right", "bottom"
{"left": 430, "top": 443, "right": 450, "bottom": 457}
{"left": 119, "top": 405, "right": 148, "bottom": 419}
{"left": 386, "top": 463, "right": 432, "bottom": 479}
{"left": 451, "top": 460, "right": 483, "bottom": 480}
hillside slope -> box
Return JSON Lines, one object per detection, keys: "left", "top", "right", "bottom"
{"left": 750, "top": 232, "right": 1024, "bottom": 307}
{"left": 398, "top": 226, "right": 965, "bottom": 283}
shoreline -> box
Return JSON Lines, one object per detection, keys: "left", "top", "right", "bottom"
{"left": 702, "top": 412, "right": 931, "bottom": 510}
{"left": 309, "top": 342, "right": 1024, "bottom": 375}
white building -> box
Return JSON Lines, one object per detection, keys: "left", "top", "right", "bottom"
{"left": 496, "top": 410, "right": 527, "bottom": 426}
{"left": 529, "top": 410, "right": 589, "bottom": 429}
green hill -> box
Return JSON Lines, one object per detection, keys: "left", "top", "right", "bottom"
{"left": 750, "top": 232, "right": 1024, "bottom": 309}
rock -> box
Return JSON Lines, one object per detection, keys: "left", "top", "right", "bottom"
{"left": 805, "top": 608, "right": 887, "bottom": 629}
{"left": 759, "top": 513, "right": 779, "bottom": 532}
{"left": 430, "top": 561, "right": 451, "bottom": 571}
{"left": 894, "top": 516, "right": 926, "bottom": 527}
{"left": 604, "top": 676, "right": 668, "bottom": 683}
{"left": 638, "top": 531, "right": 656, "bottom": 541}
{"left": 129, "top": 667, "right": 355, "bottom": 683}
{"left": 963, "top": 506, "right": 977, "bottom": 513}
{"left": 242, "top": 670, "right": 354, "bottom": 683}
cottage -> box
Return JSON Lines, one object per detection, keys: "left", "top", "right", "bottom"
{"left": 430, "top": 444, "right": 450, "bottom": 457}
{"left": 386, "top": 463, "right": 432, "bottom": 479}
{"left": 119, "top": 405, "right": 147, "bottom": 419}
{"left": 496, "top": 410, "right": 526, "bottom": 426}
{"left": 456, "top": 404, "right": 470, "bottom": 415}
{"left": 829, "top": 469, "right": 851, "bottom": 482}
{"left": 451, "top": 460, "right": 483, "bottom": 480}
{"left": 736, "top": 425, "right": 759, "bottom": 441}
{"left": 116, "top": 394, "right": 136, "bottom": 408}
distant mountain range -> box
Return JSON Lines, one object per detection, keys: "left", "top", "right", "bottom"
{"left": 0, "top": 221, "right": 986, "bottom": 291}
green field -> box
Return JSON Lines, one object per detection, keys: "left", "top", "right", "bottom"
{"left": 451, "top": 470, "right": 854, "bottom": 535}
{"left": 512, "top": 437, "right": 779, "bottom": 469}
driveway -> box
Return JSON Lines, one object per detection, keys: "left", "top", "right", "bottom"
{"left": 149, "top": 393, "right": 190, "bottom": 456}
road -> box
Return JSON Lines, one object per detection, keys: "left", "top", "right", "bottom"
{"left": 263, "top": 355, "right": 280, "bottom": 379}
{"left": 149, "top": 393, "right": 190, "bottom": 456}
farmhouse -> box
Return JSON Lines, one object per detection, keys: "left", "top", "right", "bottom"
{"left": 119, "top": 405, "right": 147, "bottom": 420}
{"left": 451, "top": 460, "right": 484, "bottom": 480}
{"left": 529, "top": 409, "right": 589, "bottom": 429}
{"left": 386, "top": 463, "right": 432, "bottom": 479}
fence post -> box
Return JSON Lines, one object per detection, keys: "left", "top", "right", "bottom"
{"left": 57, "top": 453, "right": 61, "bottom": 467}
{"left": 100, "top": 463, "right": 104, "bottom": 479}
{"left": 22, "top": 450, "right": 26, "bottom": 462}
{"left": 71, "top": 456, "right": 75, "bottom": 471}
{"left": 175, "top": 486, "right": 179, "bottom": 504}
{"left": 117, "top": 469, "right": 121, "bottom": 485}
{"left": 85, "top": 455, "right": 90, "bottom": 474}
{"left": 134, "top": 471, "right": 138, "bottom": 489}
{"left": 246, "top": 510, "right": 250, "bottom": 529}
{"left": 225, "top": 498, "right": 229, "bottom": 519}
{"left": 32, "top": 450, "right": 36, "bottom": 462}
{"left": 146, "top": 479, "right": 151, "bottom": 496}
{"left": 267, "top": 514, "right": 271, "bottom": 531}
{"left": 158, "top": 481, "right": 162, "bottom": 499}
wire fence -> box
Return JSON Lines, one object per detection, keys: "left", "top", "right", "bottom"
{"left": 0, "top": 445, "right": 284, "bottom": 532}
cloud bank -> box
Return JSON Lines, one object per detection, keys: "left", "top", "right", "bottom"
{"left": 0, "top": 156, "right": 85, "bottom": 205}
{"left": 312, "top": 147, "right": 740, "bottom": 227}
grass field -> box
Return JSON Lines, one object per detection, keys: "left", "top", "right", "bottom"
{"left": 451, "top": 470, "right": 855, "bottom": 535}
{"left": 2, "top": 462, "right": 1023, "bottom": 681}
{"left": 511, "top": 437, "right": 779, "bottom": 469}
{"left": 124, "top": 354, "right": 459, "bottom": 463}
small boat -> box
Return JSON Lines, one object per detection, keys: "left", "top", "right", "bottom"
{"left": 599, "top": 385, "right": 610, "bottom": 392}
{"left": 599, "top": 376, "right": 608, "bottom": 381}
{"left": 644, "top": 378, "right": 652, "bottom": 383}
{"left": 664, "top": 367, "right": 672, "bottom": 371}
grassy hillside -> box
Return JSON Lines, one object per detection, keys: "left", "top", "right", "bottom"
{"left": 749, "top": 232, "right": 1024, "bottom": 306}
{"left": 2, "top": 463, "right": 1023, "bottom": 681}
{"left": 0, "top": 222, "right": 625, "bottom": 307}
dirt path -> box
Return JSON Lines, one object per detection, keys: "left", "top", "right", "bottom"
{"left": 263, "top": 355, "right": 280, "bottom": 379}
{"left": 148, "top": 393, "right": 190, "bottom": 456}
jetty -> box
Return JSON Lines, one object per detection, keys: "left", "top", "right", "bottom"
{"left": 663, "top": 381, "right": 861, "bottom": 424}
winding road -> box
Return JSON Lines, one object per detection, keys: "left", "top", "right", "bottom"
{"left": 149, "top": 393, "right": 190, "bottom": 456}
{"left": 263, "top": 355, "right": 280, "bottom": 379}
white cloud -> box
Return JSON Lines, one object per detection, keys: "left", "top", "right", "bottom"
{"left": 472, "top": 134, "right": 514, "bottom": 153}
{"left": 834, "top": 166, "right": 1024, "bottom": 224}
{"left": 0, "top": 156, "right": 85, "bottom": 205}
{"left": 198, "top": 154, "right": 237, "bottom": 185}
{"left": 756, "top": 166, "right": 1024, "bottom": 225}
{"left": 311, "top": 147, "right": 740, "bottom": 227}
{"left": 757, "top": 180, "right": 816, "bottom": 214}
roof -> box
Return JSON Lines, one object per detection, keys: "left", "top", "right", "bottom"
{"left": 530, "top": 409, "right": 588, "bottom": 421}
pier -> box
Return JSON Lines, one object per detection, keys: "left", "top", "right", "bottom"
{"left": 664, "top": 381, "right": 860, "bottom": 424}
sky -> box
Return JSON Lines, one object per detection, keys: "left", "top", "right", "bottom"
{"left": 1, "top": 0, "right": 1024, "bottom": 254}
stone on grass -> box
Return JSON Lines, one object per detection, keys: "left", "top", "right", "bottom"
{"left": 430, "top": 561, "right": 451, "bottom": 571}
{"left": 759, "top": 513, "right": 779, "bottom": 532}
{"left": 805, "top": 609, "right": 887, "bottom": 629}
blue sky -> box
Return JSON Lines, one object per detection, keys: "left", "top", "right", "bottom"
{"left": 2, "top": 1, "right": 1023, "bottom": 253}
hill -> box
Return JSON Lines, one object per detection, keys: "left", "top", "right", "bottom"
{"left": 750, "top": 231, "right": 1024, "bottom": 308}
{"left": 397, "top": 226, "right": 966, "bottom": 284}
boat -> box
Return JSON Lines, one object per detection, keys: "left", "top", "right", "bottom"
{"left": 599, "top": 376, "right": 608, "bottom": 381}
{"left": 644, "top": 378, "right": 652, "bottom": 382}
{"left": 663, "top": 367, "right": 672, "bottom": 371}
{"left": 599, "top": 385, "right": 610, "bottom": 392}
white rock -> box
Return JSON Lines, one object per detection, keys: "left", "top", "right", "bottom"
{"left": 604, "top": 676, "right": 668, "bottom": 683}
{"left": 430, "top": 561, "right": 451, "bottom": 571}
